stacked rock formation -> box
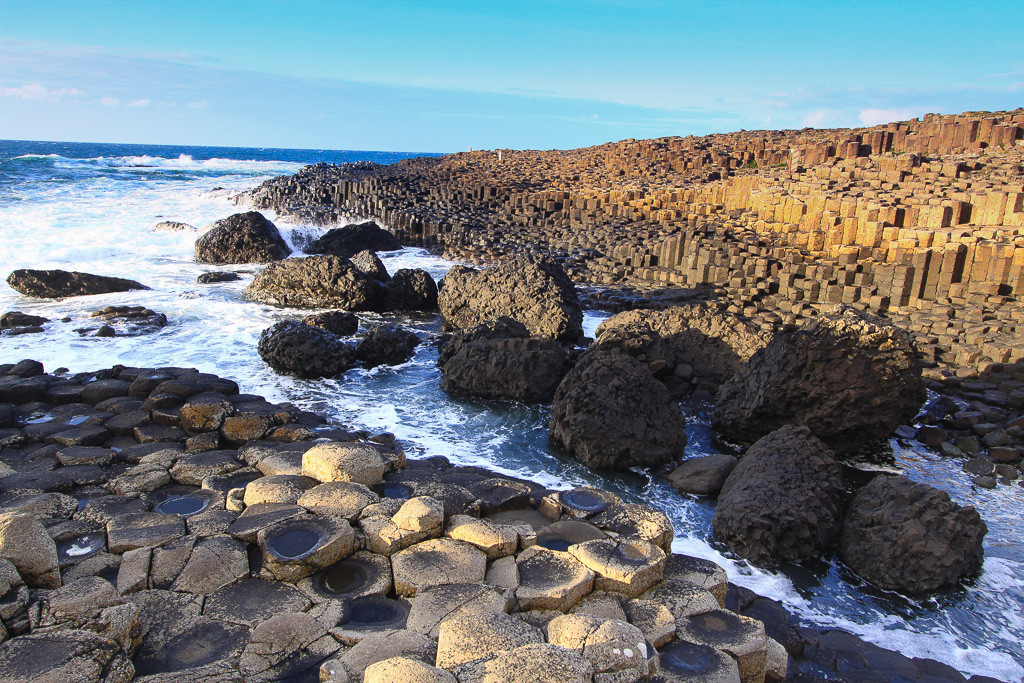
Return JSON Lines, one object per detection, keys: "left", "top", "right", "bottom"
{"left": 242, "top": 109, "right": 1024, "bottom": 378}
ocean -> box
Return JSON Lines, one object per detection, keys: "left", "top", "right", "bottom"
{"left": 1, "top": 140, "right": 1022, "bottom": 681}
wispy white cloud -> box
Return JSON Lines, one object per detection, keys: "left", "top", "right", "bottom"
{"left": 0, "top": 83, "right": 84, "bottom": 101}
{"left": 100, "top": 96, "right": 120, "bottom": 107}
{"left": 186, "top": 100, "right": 209, "bottom": 109}
{"left": 125, "top": 98, "right": 150, "bottom": 107}
{"left": 859, "top": 107, "right": 920, "bottom": 126}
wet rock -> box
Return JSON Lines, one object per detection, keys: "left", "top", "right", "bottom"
{"left": 1, "top": 311, "right": 49, "bottom": 330}
{"left": 303, "top": 550, "right": 392, "bottom": 602}
{"left": 439, "top": 255, "right": 583, "bottom": 341}
{"left": 194, "top": 211, "right": 291, "bottom": 264}
{"left": 153, "top": 221, "right": 194, "bottom": 232}
{"left": 226, "top": 502, "right": 306, "bottom": 543}
{"left": 244, "top": 254, "right": 384, "bottom": 310}
{"left": 303, "top": 311, "right": 359, "bottom": 336}
{"left": 6, "top": 269, "right": 149, "bottom": 299}
{"left": 257, "top": 516, "right": 355, "bottom": 583}
{"left": 657, "top": 639, "right": 741, "bottom": 683}
{"left": 839, "top": 475, "right": 987, "bottom": 594}
{"left": 331, "top": 594, "right": 411, "bottom": 644}
{"left": 0, "top": 629, "right": 135, "bottom": 682}
{"left": 549, "top": 348, "right": 687, "bottom": 469}
{"left": 0, "top": 511, "right": 61, "bottom": 588}
{"left": 713, "top": 425, "right": 845, "bottom": 566}
{"left": 663, "top": 554, "right": 728, "bottom": 607}
{"left": 666, "top": 454, "right": 738, "bottom": 497}
{"left": 307, "top": 221, "right": 401, "bottom": 258}
{"left": 385, "top": 268, "right": 439, "bottom": 311}
{"left": 87, "top": 306, "right": 167, "bottom": 336}
{"left": 257, "top": 320, "right": 357, "bottom": 379}
{"left": 238, "top": 612, "right": 340, "bottom": 682}
{"left": 350, "top": 249, "right": 391, "bottom": 282}
{"left": 591, "top": 504, "right": 675, "bottom": 552}
{"left": 355, "top": 325, "right": 420, "bottom": 367}
{"left": 714, "top": 306, "right": 926, "bottom": 456}
{"left": 440, "top": 335, "right": 572, "bottom": 402}
{"left": 196, "top": 271, "right": 240, "bottom": 284}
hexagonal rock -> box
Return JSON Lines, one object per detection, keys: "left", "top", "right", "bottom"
{"left": 258, "top": 515, "right": 355, "bottom": 583}
{"left": 169, "top": 450, "right": 241, "bottom": 486}
{"left": 658, "top": 639, "right": 741, "bottom": 683}
{"left": 302, "top": 442, "right": 385, "bottom": 487}
{"left": 453, "top": 643, "right": 593, "bottom": 683}
{"left": 170, "top": 536, "right": 249, "bottom": 596}
{"left": 445, "top": 515, "right": 519, "bottom": 560}
{"left": 0, "top": 629, "right": 135, "bottom": 683}
{"left": 179, "top": 396, "right": 234, "bottom": 435}
{"left": 640, "top": 578, "right": 719, "bottom": 621}
{"left": 364, "top": 657, "right": 456, "bottom": 683}
{"left": 0, "top": 511, "right": 61, "bottom": 588}
{"left": 226, "top": 503, "right": 307, "bottom": 544}
{"left": 591, "top": 503, "right": 674, "bottom": 550}
{"left": 391, "top": 538, "right": 487, "bottom": 597}
{"left": 107, "top": 513, "right": 186, "bottom": 554}
{"left": 298, "top": 481, "right": 379, "bottom": 520}
{"left": 204, "top": 578, "right": 312, "bottom": 628}
{"left": 569, "top": 538, "right": 666, "bottom": 597}
{"left": 624, "top": 598, "right": 677, "bottom": 647}
{"left": 393, "top": 496, "right": 445, "bottom": 533}
{"left": 514, "top": 546, "right": 595, "bottom": 612}
{"left": 407, "top": 583, "right": 509, "bottom": 638}
{"left": 664, "top": 554, "right": 729, "bottom": 607}
{"left": 338, "top": 630, "right": 438, "bottom": 680}
{"left": 239, "top": 612, "right": 340, "bottom": 683}
{"left": 435, "top": 611, "right": 543, "bottom": 669}
{"left": 243, "top": 474, "right": 319, "bottom": 506}
{"left": 540, "top": 487, "right": 622, "bottom": 521}
{"left": 675, "top": 610, "right": 767, "bottom": 683}
{"left": 108, "top": 463, "right": 172, "bottom": 496}
{"left": 547, "top": 613, "right": 650, "bottom": 678}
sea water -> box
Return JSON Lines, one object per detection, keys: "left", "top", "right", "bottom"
{"left": 1, "top": 140, "right": 1022, "bottom": 681}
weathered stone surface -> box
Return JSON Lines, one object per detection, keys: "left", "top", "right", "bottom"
{"left": 439, "top": 255, "right": 583, "bottom": 341}
{"left": 675, "top": 610, "right": 767, "bottom": 683}
{"left": 106, "top": 513, "right": 186, "bottom": 554}
{"left": 385, "top": 268, "right": 439, "bottom": 311}
{"left": 0, "top": 629, "right": 135, "bottom": 682}
{"left": 355, "top": 325, "right": 420, "bottom": 368}
{"left": 435, "top": 611, "right": 543, "bottom": 669}
{"left": 6, "top": 269, "right": 148, "bottom": 299}
{"left": 839, "top": 474, "right": 987, "bottom": 594}
{"left": 257, "top": 320, "right": 357, "bottom": 379}
{"left": 239, "top": 612, "right": 339, "bottom": 682}
{"left": 170, "top": 536, "right": 249, "bottom": 595}
{"left": 440, "top": 336, "right": 572, "bottom": 402}
{"left": 714, "top": 306, "right": 926, "bottom": 455}
{"left": 515, "top": 546, "right": 595, "bottom": 612}
{"left": 338, "top": 630, "right": 437, "bottom": 680}
{"left": 568, "top": 538, "right": 666, "bottom": 597}
{"left": 194, "top": 211, "right": 291, "bottom": 264}
{"left": 547, "top": 613, "right": 649, "bottom": 678}
{"left": 350, "top": 249, "right": 390, "bottom": 282}
{"left": 406, "top": 583, "right": 508, "bottom": 638}
{"left": 0, "top": 511, "right": 60, "bottom": 588}
{"left": 453, "top": 642, "right": 594, "bottom": 682}
{"left": 549, "top": 348, "right": 687, "bottom": 469}
{"left": 303, "top": 311, "right": 358, "bottom": 336}
{"left": 712, "top": 425, "right": 845, "bottom": 566}
{"left": 391, "top": 538, "right": 487, "bottom": 596}
{"left": 667, "top": 454, "right": 738, "bottom": 497}
{"left": 363, "top": 657, "right": 455, "bottom": 683}
{"left": 204, "top": 578, "right": 312, "bottom": 628}
{"left": 297, "top": 481, "right": 379, "bottom": 520}
{"left": 244, "top": 255, "right": 384, "bottom": 310}
{"left": 302, "top": 442, "right": 385, "bottom": 487}
{"left": 307, "top": 221, "right": 401, "bottom": 258}
{"left": 258, "top": 516, "right": 355, "bottom": 583}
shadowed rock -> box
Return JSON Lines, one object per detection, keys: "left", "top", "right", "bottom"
{"left": 194, "top": 211, "right": 291, "bottom": 264}
{"left": 307, "top": 221, "right": 401, "bottom": 258}
{"left": 257, "top": 321, "right": 357, "bottom": 379}
{"left": 7, "top": 269, "right": 148, "bottom": 299}
{"left": 244, "top": 255, "right": 384, "bottom": 310}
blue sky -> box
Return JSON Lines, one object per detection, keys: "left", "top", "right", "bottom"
{"left": 0, "top": 1, "right": 1021, "bottom": 152}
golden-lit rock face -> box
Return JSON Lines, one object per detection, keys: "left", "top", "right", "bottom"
{"left": 246, "top": 110, "right": 1024, "bottom": 375}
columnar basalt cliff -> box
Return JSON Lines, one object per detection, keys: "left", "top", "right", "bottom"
{"left": 242, "top": 110, "right": 1024, "bottom": 377}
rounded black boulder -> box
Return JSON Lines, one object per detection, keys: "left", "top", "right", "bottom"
{"left": 549, "top": 348, "right": 687, "bottom": 469}
{"left": 257, "top": 320, "right": 356, "bottom": 378}
{"left": 385, "top": 269, "right": 439, "bottom": 312}
{"left": 839, "top": 474, "right": 987, "bottom": 594}
{"left": 7, "top": 269, "right": 148, "bottom": 299}
{"left": 439, "top": 254, "right": 582, "bottom": 341}
{"left": 712, "top": 425, "right": 845, "bottom": 566}
{"left": 195, "top": 211, "right": 291, "bottom": 264}
{"left": 440, "top": 336, "right": 573, "bottom": 402}
{"left": 303, "top": 311, "right": 358, "bottom": 337}
{"left": 350, "top": 250, "right": 390, "bottom": 282}
{"left": 307, "top": 221, "right": 401, "bottom": 258}
{"left": 713, "top": 306, "right": 926, "bottom": 456}
{"left": 244, "top": 255, "right": 384, "bottom": 310}
{"left": 355, "top": 325, "right": 420, "bottom": 368}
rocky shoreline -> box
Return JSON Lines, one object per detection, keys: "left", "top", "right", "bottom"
{"left": 0, "top": 360, "right": 1006, "bottom": 683}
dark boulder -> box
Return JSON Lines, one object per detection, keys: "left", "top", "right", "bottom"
{"left": 244, "top": 255, "right": 384, "bottom": 310}
{"left": 437, "top": 317, "right": 530, "bottom": 367}
{"left": 385, "top": 269, "right": 439, "bottom": 312}
{"left": 666, "top": 454, "right": 737, "bottom": 497}
{"left": 307, "top": 221, "right": 401, "bottom": 258}
{"left": 438, "top": 255, "right": 582, "bottom": 341}
{"left": 85, "top": 306, "right": 167, "bottom": 336}
{"left": 7, "top": 270, "right": 148, "bottom": 299}
{"left": 194, "top": 211, "right": 291, "bottom": 264}
{"left": 1, "top": 312, "right": 49, "bottom": 329}
{"left": 257, "top": 321, "right": 357, "bottom": 379}
{"left": 350, "top": 250, "right": 390, "bottom": 282}
{"left": 196, "top": 271, "right": 240, "bottom": 284}
{"left": 596, "top": 304, "right": 771, "bottom": 389}
{"left": 712, "top": 425, "right": 845, "bottom": 566}
{"left": 839, "top": 475, "right": 987, "bottom": 594}
{"left": 440, "top": 336, "right": 572, "bottom": 402}
{"left": 355, "top": 325, "right": 420, "bottom": 368}
{"left": 549, "top": 348, "right": 687, "bottom": 469}
{"left": 303, "top": 311, "right": 358, "bottom": 337}
{"left": 713, "top": 306, "right": 926, "bottom": 456}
